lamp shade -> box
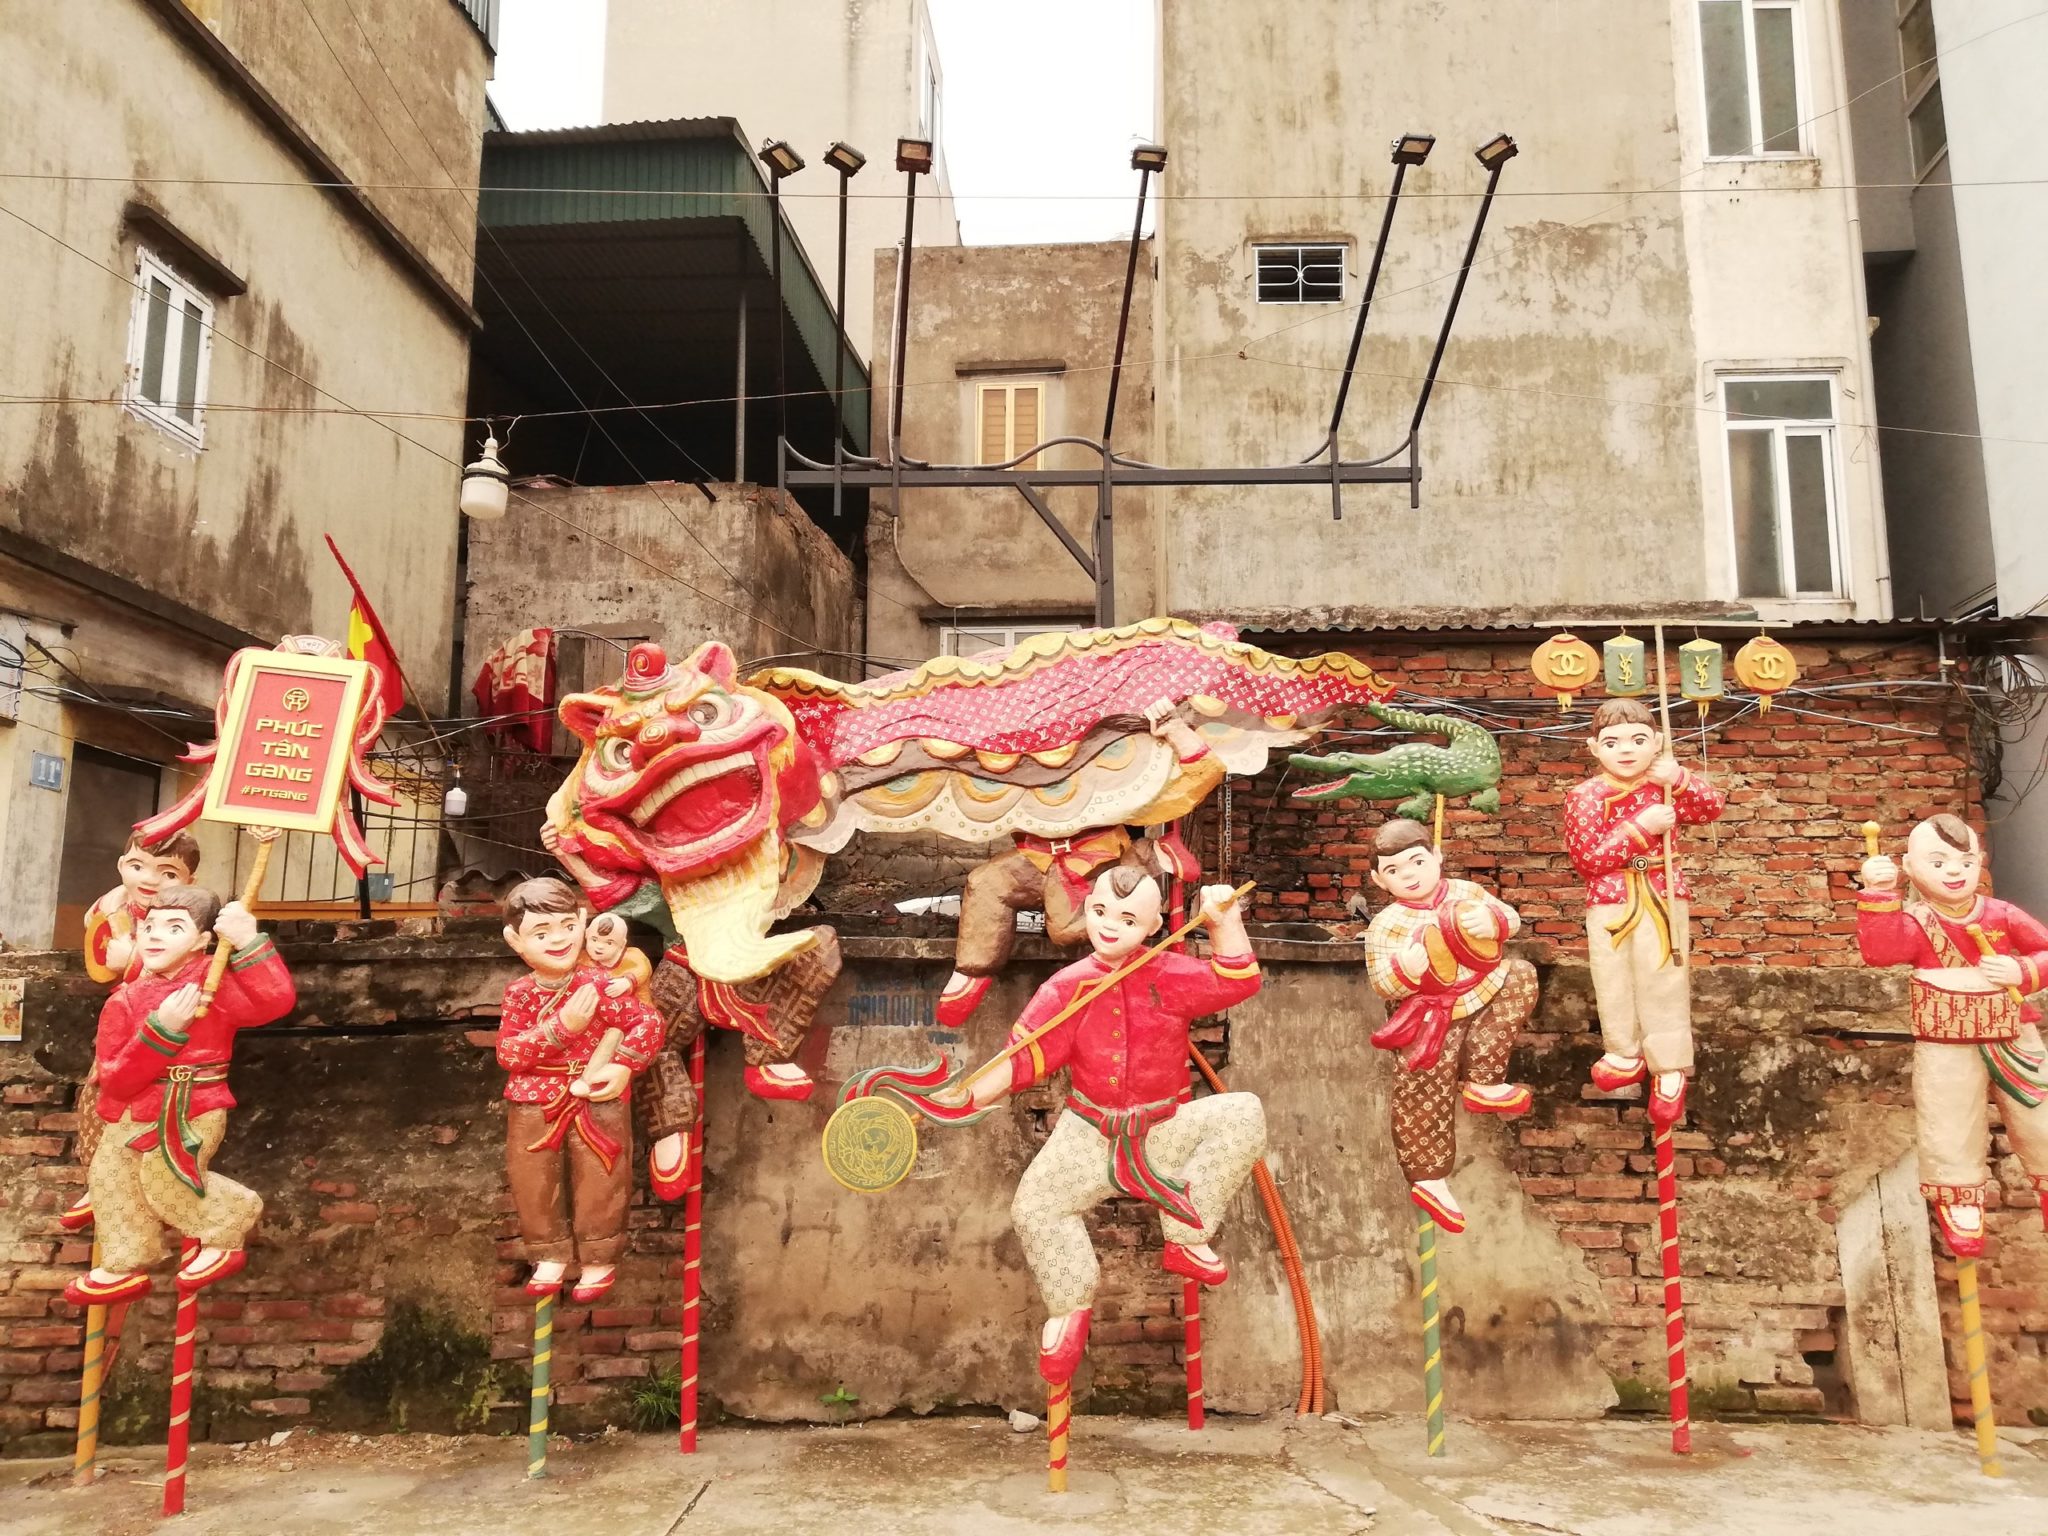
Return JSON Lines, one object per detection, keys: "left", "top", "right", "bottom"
{"left": 1530, "top": 632, "right": 1599, "bottom": 711}
{"left": 459, "top": 435, "right": 510, "bottom": 521}
{"left": 1603, "top": 635, "right": 1648, "bottom": 697}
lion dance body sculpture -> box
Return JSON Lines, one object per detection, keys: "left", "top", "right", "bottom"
{"left": 544, "top": 619, "right": 1393, "bottom": 1132}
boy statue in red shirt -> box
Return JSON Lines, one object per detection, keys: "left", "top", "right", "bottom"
{"left": 65, "top": 878, "right": 295, "bottom": 1305}
{"left": 497, "top": 878, "right": 666, "bottom": 1304}
{"left": 1856, "top": 813, "right": 2048, "bottom": 1257}
{"left": 962, "top": 866, "right": 1266, "bottom": 1384}
{"left": 1564, "top": 698, "right": 1725, "bottom": 1126}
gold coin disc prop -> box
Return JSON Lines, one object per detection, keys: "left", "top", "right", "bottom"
{"left": 821, "top": 1096, "right": 920, "bottom": 1194}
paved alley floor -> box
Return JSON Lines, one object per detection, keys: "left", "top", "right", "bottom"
{"left": 3, "top": 1413, "right": 2044, "bottom": 1535}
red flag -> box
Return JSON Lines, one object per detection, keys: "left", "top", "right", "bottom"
{"left": 324, "top": 534, "right": 408, "bottom": 718}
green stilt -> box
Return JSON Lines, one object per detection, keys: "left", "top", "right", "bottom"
{"left": 1419, "top": 1213, "right": 1446, "bottom": 1456}
{"left": 527, "top": 1293, "right": 554, "bottom": 1479}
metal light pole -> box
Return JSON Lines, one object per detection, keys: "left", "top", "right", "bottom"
{"left": 758, "top": 139, "right": 806, "bottom": 462}
{"left": 824, "top": 141, "right": 866, "bottom": 527}
{"left": 1096, "top": 143, "right": 1167, "bottom": 627}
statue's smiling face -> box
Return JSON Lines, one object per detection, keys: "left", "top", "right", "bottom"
{"left": 1084, "top": 871, "right": 1163, "bottom": 962}
{"left": 559, "top": 642, "right": 793, "bottom": 881}
{"left": 1903, "top": 820, "right": 1984, "bottom": 906}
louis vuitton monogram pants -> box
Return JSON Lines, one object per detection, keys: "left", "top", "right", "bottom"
{"left": 1390, "top": 959, "right": 1539, "bottom": 1183}
{"left": 1010, "top": 1092, "right": 1267, "bottom": 1316}
{"left": 89, "top": 1110, "right": 263, "bottom": 1274}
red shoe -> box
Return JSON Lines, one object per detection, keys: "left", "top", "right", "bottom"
{"left": 743, "top": 1064, "right": 815, "bottom": 1102}
{"left": 650, "top": 1141, "right": 690, "bottom": 1203}
{"left": 1589, "top": 1054, "right": 1647, "bottom": 1092}
{"left": 1648, "top": 1074, "right": 1689, "bottom": 1129}
{"left": 1461, "top": 1083, "right": 1533, "bottom": 1116}
{"left": 58, "top": 1196, "right": 94, "bottom": 1233}
{"left": 1038, "top": 1307, "right": 1092, "bottom": 1385}
{"left": 1936, "top": 1203, "right": 1986, "bottom": 1260}
{"left": 935, "top": 975, "right": 992, "bottom": 1028}
{"left": 65, "top": 1271, "right": 152, "bottom": 1306}
{"left": 524, "top": 1270, "right": 565, "bottom": 1298}
{"left": 1162, "top": 1242, "right": 1228, "bottom": 1287}
{"left": 175, "top": 1248, "right": 246, "bottom": 1295}
{"left": 1410, "top": 1183, "right": 1466, "bottom": 1235}
{"left": 570, "top": 1269, "right": 616, "bottom": 1304}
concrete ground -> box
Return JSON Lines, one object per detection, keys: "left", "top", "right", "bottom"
{"left": 4, "top": 1414, "right": 2045, "bottom": 1536}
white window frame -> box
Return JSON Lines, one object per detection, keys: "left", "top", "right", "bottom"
{"left": 937, "top": 620, "right": 1084, "bottom": 658}
{"left": 971, "top": 377, "right": 1053, "bottom": 468}
{"left": 1253, "top": 242, "right": 1348, "bottom": 305}
{"left": 1898, "top": 0, "right": 1946, "bottom": 180}
{"left": 1698, "top": 0, "right": 1811, "bottom": 161}
{"left": 123, "top": 247, "right": 215, "bottom": 448}
{"left": 1719, "top": 372, "right": 1846, "bottom": 601}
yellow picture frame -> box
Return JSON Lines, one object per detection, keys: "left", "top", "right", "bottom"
{"left": 201, "top": 650, "right": 372, "bottom": 835}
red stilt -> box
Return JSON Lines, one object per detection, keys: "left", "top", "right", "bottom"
{"left": 163, "top": 1239, "right": 201, "bottom": 1516}
{"left": 1652, "top": 1125, "right": 1692, "bottom": 1454}
{"left": 1182, "top": 1279, "right": 1205, "bottom": 1431}
{"left": 679, "top": 1033, "right": 706, "bottom": 1454}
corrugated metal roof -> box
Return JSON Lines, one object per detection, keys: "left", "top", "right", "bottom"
{"left": 1197, "top": 605, "right": 2048, "bottom": 641}
{"left": 481, "top": 117, "right": 744, "bottom": 150}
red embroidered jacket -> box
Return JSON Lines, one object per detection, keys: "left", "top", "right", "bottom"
{"left": 1856, "top": 892, "right": 2048, "bottom": 1031}
{"left": 496, "top": 967, "right": 666, "bottom": 1103}
{"left": 1005, "top": 949, "right": 1262, "bottom": 1106}
{"left": 93, "top": 938, "right": 296, "bottom": 1124}
{"left": 1563, "top": 770, "right": 1725, "bottom": 905}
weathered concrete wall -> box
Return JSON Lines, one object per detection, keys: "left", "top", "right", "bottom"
{"left": 1147, "top": 0, "right": 1887, "bottom": 621}
{"left": 866, "top": 241, "right": 1157, "bottom": 655}
{"left": 463, "top": 481, "right": 859, "bottom": 682}
{"left": 604, "top": 0, "right": 960, "bottom": 357}
{"left": 5, "top": 922, "right": 2041, "bottom": 1455}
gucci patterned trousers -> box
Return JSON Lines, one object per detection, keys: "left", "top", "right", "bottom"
{"left": 89, "top": 1110, "right": 263, "bottom": 1274}
{"left": 1011, "top": 1092, "right": 1268, "bottom": 1316}
{"left": 1390, "top": 958, "right": 1538, "bottom": 1183}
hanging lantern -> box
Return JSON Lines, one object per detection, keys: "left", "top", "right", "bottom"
{"left": 1603, "top": 634, "right": 1648, "bottom": 697}
{"left": 1733, "top": 633, "right": 1799, "bottom": 715}
{"left": 1679, "top": 637, "right": 1725, "bottom": 725}
{"left": 1530, "top": 632, "right": 1599, "bottom": 712}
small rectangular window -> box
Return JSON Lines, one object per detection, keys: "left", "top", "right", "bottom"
{"left": 1698, "top": 0, "right": 1807, "bottom": 158}
{"left": 1900, "top": 1, "right": 1946, "bottom": 176}
{"left": 1255, "top": 244, "right": 1346, "bottom": 304}
{"left": 124, "top": 248, "right": 215, "bottom": 446}
{"left": 974, "top": 381, "right": 1046, "bottom": 468}
{"left": 939, "top": 621, "right": 1082, "bottom": 658}
{"left": 1721, "top": 374, "right": 1842, "bottom": 599}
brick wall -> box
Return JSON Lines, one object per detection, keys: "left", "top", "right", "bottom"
{"left": 1209, "top": 634, "right": 1983, "bottom": 967}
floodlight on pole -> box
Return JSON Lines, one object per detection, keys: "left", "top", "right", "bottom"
{"left": 824, "top": 141, "right": 867, "bottom": 177}
{"left": 1474, "top": 133, "right": 1519, "bottom": 171}
{"left": 1130, "top": 143, "right": 1168, "bottom": 172}
{"left": 758, "top": 139, "right": 805, "bottom": 178}
{"left": 895, "top": 137, "right": 934, "bottom": 175}
{"left": 827, "top": 142, "right": 866, "bottom": 527}
{"left": 1392, "top": 133, "right": 1436, "bottom": 166}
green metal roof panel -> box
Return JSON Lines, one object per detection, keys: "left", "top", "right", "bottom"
{"left": 479, "top": 123, "right": 867, "bottom": 445}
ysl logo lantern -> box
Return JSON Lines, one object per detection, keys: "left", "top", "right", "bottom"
{"left": 1603, "top": 634, "right": 1648, "bottom": 697}
{"left": 1530, "top": 632, "right": 1600, "bottom": 712}
{"left": 1679, "top": 637, "right": 1725, "bottom": 725}
{"left": 1733, "top": 634, "right": 1798, "bottom": 714}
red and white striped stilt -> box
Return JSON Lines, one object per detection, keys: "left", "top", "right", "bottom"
{"left": 1652, "top": 1124, "right": 1692, "bottom": 1454}
{"left": 679, "top": 1033, "right": 706, "bottom": 1454}
{"left": 1182, "top": 1280, "right": 1205, "bottom": 1430}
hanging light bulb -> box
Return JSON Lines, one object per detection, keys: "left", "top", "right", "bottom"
{"left": 459, "top": 434, "right": 510, "bottom": 521}
{"left": 443, "top": 774, "right": 468, "bottom": 817}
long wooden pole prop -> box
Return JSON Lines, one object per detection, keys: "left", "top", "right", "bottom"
{"left": 679, "top": 1031, "right": 706, "bottom": 1454}
{"left": 1650, "top": 628, "right": 1692, "bottom": 1455}
{"left": 526, "top": 1292, "right": 553, "bottom": 1478}
{"left": 1857, "top": 820, "right": 2005, "bottom": 1478}
{"left": 164, "top": 832, "right": 276, "bottom": 1516}
{"left": 72, "top": 1240, "right": 115, "bottom": 1486}
{"left": 1418, "top": 792, "right": 1448, "bottom": 1456}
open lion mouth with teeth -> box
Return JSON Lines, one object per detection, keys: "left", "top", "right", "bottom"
{"left": 581, "top": 729, "right": 778, "bottom": 875}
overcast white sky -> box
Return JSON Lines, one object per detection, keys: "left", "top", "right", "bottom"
{"left": 487, "top": 0, "right": 1156, "bottom": 245}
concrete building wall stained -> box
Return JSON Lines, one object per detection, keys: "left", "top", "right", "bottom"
{"left": 0, "top": 0, "right": 487, "bottom": 945}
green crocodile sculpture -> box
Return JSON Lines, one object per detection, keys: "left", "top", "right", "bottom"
{"left": 1288, "top": 701, "right": 1502, "bottom": 822}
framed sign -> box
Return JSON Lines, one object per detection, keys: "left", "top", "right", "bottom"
{"left": 200, "top": 651, "right": 371, "bottom": 834}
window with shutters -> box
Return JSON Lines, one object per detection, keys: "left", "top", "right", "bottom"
{"left": 1720, "top": 374, "right": 1844, "bottom": 599}
{"left": 123, "top": 248, "right": 215, "bottom": 448}
{"left": 974, "top": 380, "right": 1047, "bottom": 468}
{"left": 1698, "top": 0, "right": 1808, "bottom": 158}
{"left": 1254, "top": 243, "right": 1346, "bottom": 304}
{"left": 1899, "top": 0, "right": 1946, "bottom": 177}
